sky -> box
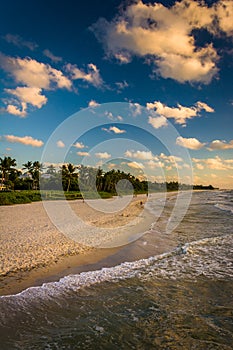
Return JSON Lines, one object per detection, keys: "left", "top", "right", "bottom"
{"left": 0, "top": 0, "right": 233, "bottom": 189}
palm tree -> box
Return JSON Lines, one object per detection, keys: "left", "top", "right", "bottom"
{"left": 22, "top": 161, "right": 43, "bottom": 189}
{"left": 62, "top": 163, "right": 77, "bottom": 192}
{"left": 32, "top": 161, "right": 43, "bottom": 190}
{"left": 0, "top": 156, "right": 17, "bottom": 188}
{"left": 22, "top": 161, "right": 33, "bottom": 175}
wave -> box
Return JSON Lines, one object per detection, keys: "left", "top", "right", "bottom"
{"left": 1, "top": 234, "right": 232, "bottom": 309}
{"left": 215, "top": 203, "right": 233, "bottom": 214}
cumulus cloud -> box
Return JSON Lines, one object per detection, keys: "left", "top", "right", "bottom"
{"left": 6, "top": 102, "right": 27, "bottom": 117}
{"left": 0, "top": 53, "right": 72, "bottom": 116}
{"left": 5, "top": 87, "right": 47, "bottom": 108}
{"left": 43, "top": 49, "right": 62, "bottom": 63}
{"left": 146, "top": 160, "right": 164, "bottom": 169}
{"left": 88, "top": 100, "right": 100, "bottom": 108}
{"left": 159, "top": 153, "right": 183, "bottom": 163}
{"left": 73, "top": 142, "right": 86, "bottom": 149}
{"left": 95, "top": 152, "right": 111, "bottom": 159}
{"left": 127, "top": 161, "right": 144, "bottom": 169}
{"left": 208, "top": 139, "right": 233, "bottom": 150}
{"left": 192, "top": 156, "right": 233, "bottom": 170}
{"left": 104, "top": 111, "right": 123, "bottom": 121}
{"left": 148, "top": 115, "right": 168, "bottom": 129}
{"left": 115, "top": 80, "right": 129, "bottom": 92}
{"left": 4, "top": 134, "right": 44, "bottom": 147}
{"left": 102, "top": 126, "right": 126, "bottom": 134}
{"left": 176, "top": 136, "right": 205, "bottom": 150}
{"left": 77, "top": 151, "right": 90, "bottom": 157}
{"left": 3, "top": 34, "right": 38, "bottom": 50}
{"left": 91, "top": 0, "right": 233, "bottom": 84}
{"left": 125, "top": 150, "right": 154, "bottom": 160}
{"left": 66, "top": 63, "right": 103, "bottom": 87}
{"left": 56, "top": 140, "right": 65, "bottom": 148}
{"left": 0, "top": 53, "right": 72, "bottom": 90}
{"left": 147, "top": 100, "right": 214, "bottom": 125}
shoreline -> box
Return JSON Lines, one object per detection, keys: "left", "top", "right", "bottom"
{"left": 0, "top": 192, "right": 181, "bottom": 296}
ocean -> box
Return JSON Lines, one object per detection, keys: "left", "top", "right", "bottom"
{"left": 0, "top": 190, "right": 233, "bottom": 349}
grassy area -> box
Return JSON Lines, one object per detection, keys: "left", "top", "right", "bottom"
{"left": 0, "top": 190, "right": 113, "bottom": 205}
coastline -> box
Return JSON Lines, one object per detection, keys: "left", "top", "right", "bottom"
{"left": 1, "top": 193, "right": 174, "bottom": 296}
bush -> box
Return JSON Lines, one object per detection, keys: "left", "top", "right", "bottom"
{"left": 0, "top": 192, "right": 31, "bottom": 205}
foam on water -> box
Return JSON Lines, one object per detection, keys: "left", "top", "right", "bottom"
{"left": 1, "top": 233, "right": 232, "bottom": 313}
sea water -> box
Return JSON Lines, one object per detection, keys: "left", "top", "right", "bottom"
{"left": 0, "top": 191, "right": 232, "bottom": 349}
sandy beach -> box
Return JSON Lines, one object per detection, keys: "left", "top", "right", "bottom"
{"left": 0, "top": 193, "right": 172, "bottom": 295}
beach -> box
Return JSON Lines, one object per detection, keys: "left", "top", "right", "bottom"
{"left": 0, "top": 190, "right": 233, "bottom": 349}
{"left": 0, "top": 193, "right": 166, "bottom": 295}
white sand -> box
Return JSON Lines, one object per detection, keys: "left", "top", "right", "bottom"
{"left": 0, "top": 195, "right": 150, "bottom": 277}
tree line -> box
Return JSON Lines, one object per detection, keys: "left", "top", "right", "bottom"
{"left": 0, "top": 156, "right": 215, "bottom": 194}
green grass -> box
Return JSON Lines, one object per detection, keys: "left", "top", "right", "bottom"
{"left": 0, "top": 190, "right": 113, "bottom": 205}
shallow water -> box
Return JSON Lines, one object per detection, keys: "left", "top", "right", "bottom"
{"left": 0, "top": 190, "right": 233, "bottom": 349}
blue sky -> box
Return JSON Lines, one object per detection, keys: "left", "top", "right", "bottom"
{"left": 0, "top": 0, "right": 233, "bottom": 188}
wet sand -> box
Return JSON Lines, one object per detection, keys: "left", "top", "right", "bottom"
{"left": 0, "top": 192, "right": 177, "bottom": 296}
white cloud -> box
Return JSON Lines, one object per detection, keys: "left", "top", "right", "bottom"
{"left": 208, "top": 139, "right": 233, "bottom": 150}
{"left": 0, "top": 53, "right": 72, "bottom": 116}
{"left": 56, "top": 140, "right": 65, "bottom": 148}
{"left": 5, "top": 87, "right": 47, "bottom": 108}
{"left": 91, "top": 0, "right": 230, "bottom": 84}
{"left": 73, "top": 142, "right": 86, "bottom": 149}
{"left": 95, "top": 152, "right": 111, "bottom": 159}
{"left": 88, "top": 100, "right": 100, "bottom": 107}
{"left": 214, "top": 0, "right": 233, "bottom": 36}
{"left": 6, "top": 102, "right": 27, "bottom": 117}
{"left": 77, "top": 151, "right": 90, "bottom": 157}
{"left": 196, "top": 101, "right": 214, "bottom": 113}
{"left": 148, "top": 115, "right": 168, "bottom": 129}
{"left": 3, "top": 34, "right": 38, "bottom": 50}
{"left": 104, "top": 111, "right": 123, "bottom": 121}
{"left": 66, "top": 63, "right": 103, "bottom": 87}
{"left": 115, "top": 80, "right": 129, "bottom": 91}
{"left": 102, "top": 126, "right": 126, "bottom": 134}
{"left": 43, "top": 49, "right": 62, "bottom": 63}
{"left": 146, "top": 160, "right": 164, "bottom": 169}
{"left": 130, "top": 103, "right": 142, "bottom": 117}
{"left": 147, "top": 100, "right": 214, "bottom": 125}
{"left": 192, "top": 156, "right": 233, "bottom": 171}
{"left": 159, "top": 153, "right": 183, "bottom": 163}
{"left": 114, "top": 52, "right": 131, "bottom": 64}
{"left": 0, "top": 53, "right": 72, "bottom": 90}
{"left": 127, "top": 161, "right": 144, "bottom": 169}
{"left": 4, "top": 134, "right": 44, "bottom": 147}
{"left": 176, "top": 136, "right": 205, "bottom": 150}
{"left": 125, "top": 150, "right": 154, "bottom": 160}
{"left": 196, "top": 163, "right": 204, "bottom": 170}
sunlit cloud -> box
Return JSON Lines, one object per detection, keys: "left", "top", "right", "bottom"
{"left": 88, "top": 100, "right": 100, "bottom": 107}
{"left": 73, "top": 142, "right": 86, "bottom": 149}
{"left": 4, "top": 134, "right": 44, "bottom": 147}
{"left": 77, "top": 151, "right": 90, "bottom": 157}
{"left": 43, "top": 49, "right": 62, "bottom": 63}
{"left": 125, "top": 150, "right": 154, "bottom": 160}
{"left": 56, "top": 140, "right": 65, "bottom": 148}
{"left": 147, "top": 100, "right": 214, "bottom": 126}
{"left": 127, "top": 161, "right": 144, "bottom": 169}
{"left": 208, "top": 139, "right": 233, "bottom": 150}
{"left": 95, "top": 152, "right": 111, "bottom": 159}
{"left": 66, "top": 63, "right": 103, "bottom": 87}
{"left": 176, "top": 136, "right": 206, "bottom": 150}
{"left": 192, "top": 156, "right": 233, "bottom": 170}
{"left": 3, "top": 33, "right": 38, "bottom": 50}
{"left": 148, "top": 115, "right": 168, "bottom": 129}
{"left": 91, "top": 0, "right": 233, "bottom": 84}
{"left": 102, "top": 126, "right": 126, "bottom": 134}
{"left": 0, "top": 53, "right": 72, "bottom": 116}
